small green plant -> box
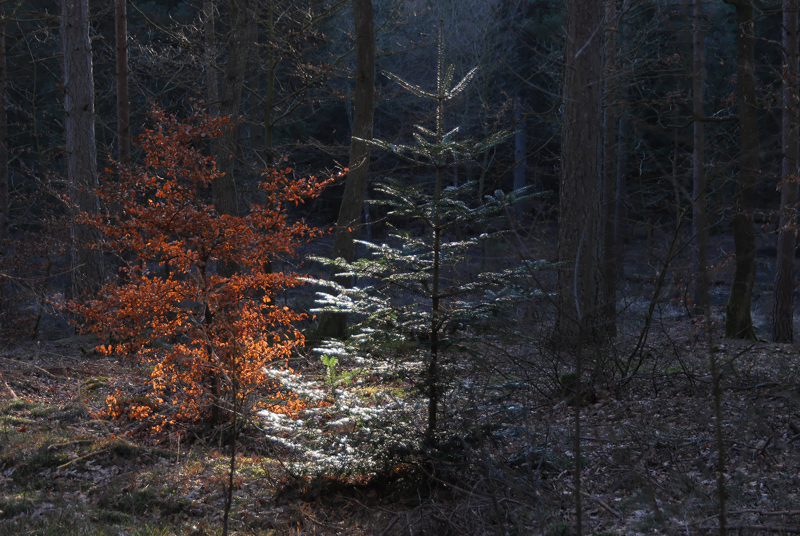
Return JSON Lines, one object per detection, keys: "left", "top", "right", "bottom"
{"left": 320, "top": 354, "right": 339, "bottom": 386}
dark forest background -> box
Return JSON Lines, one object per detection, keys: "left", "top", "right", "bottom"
{"left": 2, "top": 1, "right": 800, "bottom": 535}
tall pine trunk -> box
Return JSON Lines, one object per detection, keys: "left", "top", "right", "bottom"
{"left": 560, "top": 2, "right": 604, "bottom": 532}
{"left": 115, "top": 0, "right": 130, "bottom": 165}
{"left": 62, "top": 0, "right": 104, "bottom": 297}
{"left": 772, "top": 0, "right": 799, "bottom": 342}
{"left": 692, "top": 0, "right": 709, "bottom": 313}
{"left": 513, "top": 91, "right": 527, "bottom": 218}
{"left": 724, "top": 0, "right": 757, "bottom": 340}
{"left": 613, "top": 0, "right": 631, "bottom": 285}
{"left": 213, "top": 0, "right": 256, "bottom": 223}
{"left": 557, "top": 0, "right": 603, "bottom": 342}
{"left": 0, "top": 6, "right": 7, "bottom": 245}
{"left": 204, "top": 0, "right": 218, "bottom": 115}
{"left": 0, "top": 4, "right": 7, "bottom": 326}
{"left": 263, "top": 0, "right": 277, "bottom": 166}
{"left": 601, "top": 0, "right": 618, "bottom": 339}
{"left": 315, "top": 0, "right": 375, "bottom": 339}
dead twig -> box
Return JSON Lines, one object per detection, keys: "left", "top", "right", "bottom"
{"left": 703, "top": 509, "right": 800, "bottom": 521}
{"left": 727, "top": 509, "right": 800, "bottom": 517}
{"left": 0, "top": 356, "right": 56, "bottom": 378}
{"left": 58, "top": 447, "right": 110, "bottom": 469}
{"left": 48, "top": 439, "right": 95, "bottom": 450}
{"left": 1, "top": 373, "right": 17, "bottom": 398}
{"left": 564, "top": 484, "right": 622, "bottom": 519}
{"left": 696, "top": 524, "right": 800, "bottom": 534}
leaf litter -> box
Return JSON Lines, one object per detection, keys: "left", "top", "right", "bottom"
{"left": 0, "top": 318, "right": 800, "bottom": 534}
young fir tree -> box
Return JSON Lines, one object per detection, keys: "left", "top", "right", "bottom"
{"left": 306, "top": 26, "right": 542, "bottom": 453}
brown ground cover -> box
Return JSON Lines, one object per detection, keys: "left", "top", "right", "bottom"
{"left": 1, "top": 313, "right": 800, "bottom": 535}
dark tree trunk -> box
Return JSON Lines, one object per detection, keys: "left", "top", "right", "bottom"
{"left": 204, "top": 0, "right": 218, "bottom": 115}
{"left": 601, "top": 0, "right": 618, "bottom": 339}
{"left": 263, "top": 0, "right": 277, "bottom": 166}
{"left": 613, "top": 0, "right": 631, "bottom": 284}
{"left": 559, "top": 3, "right": 603, "bottom": 531}
{"left": 692, "top": 0, "right": 709, "bottom": 314}
{"left": 724, "top": 0, "right": 758, "bottom": 340}
{"left": 556, "top": 0, "right": 603, "bottom": 342}
{"left": 772, "top": 0, "right": 799, "bottom": 343}
{"left": 513, "top": 91, "right": 527, "bottom": 217}
{"left": 115, "top": 0, "right": 130, "bottom": 165}
{"left": 0, "top": 5, "right": 7, "bottom": 326}
{"left": 213, "top": 0, "right": 256, "bottom": 222}
{"left": 62, "top": 0, "right": 104, "bottom": 298}
{"left": 315, "top": 0, "right": 375, "bottom": 340}
{"left": 0, "top": 5, "right": 7, "bottom": 245}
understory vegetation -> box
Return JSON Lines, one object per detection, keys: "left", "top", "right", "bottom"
{"left": 3, "top": 3, "right": 800, "bottom": 533}
{"left": 2, "top": 310, "right": 800, "bottom": 535}
{"left": 2, "top": 98, "right": 800, "bottom": 535}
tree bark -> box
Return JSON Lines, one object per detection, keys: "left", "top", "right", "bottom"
{"left": 315, "top": 0, "right": 375, "bottom": 340}
{"left": 0, "top": 4, "right": 7, "bottom": 246}
{"left": 263, "top": 0, "right": 277, "bottom": 167}
{"left": 62, "top": 0, "right": 104, "bottom": 298}
{"left": 601, "top": 0, "right": 618, "bottom": 339}
{"left": 513, "top": 91, "right": 527, "bottom": 217}
{"left": 213, "top": 0, "right": 256, "bottom": 222}
{"left": 772, "top": 0, "right": 799, "bottom": 343}
{"left": 692, "top": 0, "right": 710, "bottom": 314}
{"left": 115, "top": 0, "right": 130, "bottom": 165}
{"left": 724, "top": 0, "right": 758, "bottom": 340}
{"left": 0, "top": 4, "right": 7, "bottom": 325}
{"left": 557, "top": 0, "right": 603, "bottom": 342}
{"left": 559, "top": 4, "right": 603, "bottom": 532}
{"left": 204, "top": 0, "right": 218, "bottom": 115}
{"left": 613, "top": 0, "right": 631, "bottom": 284}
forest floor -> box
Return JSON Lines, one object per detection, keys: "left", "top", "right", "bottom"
{"left": 1, "top": 314, "right": 800, "bottom": 536}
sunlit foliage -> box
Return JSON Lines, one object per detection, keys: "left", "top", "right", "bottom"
{"left": 72, "top": 107, "right": 332, "bottom": 431}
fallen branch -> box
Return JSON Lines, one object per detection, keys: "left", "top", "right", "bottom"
{"left": 696, "top": 524, "right": 800, "bottom": 534}
{"left": 48, "top": 439, "right": 95, "bottom": 450}
{"left": 727, "top": 509, "right": 800, "bottom": 517}
{"left": 1, "top": 373, "right": 17, "bottom": 399}
{"left": 58, "top": 447, "right": 110, "bottom": 469}
{"left": 564, "top": 484, "right": 622, "bottom": 519}
{"left": 703, "top": 509, "right": 800, "bottom": 522}
{"left": 0, "top": 356, "right": 56, "bottom": 378}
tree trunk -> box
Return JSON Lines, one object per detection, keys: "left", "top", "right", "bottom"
{"left": 315, "top": 0, "right": 375, "bottom": 340}
{"left": 62, "top": 0, "right": 104, "bottom": 298}
{"left": 0, "top": 5, "right": 7, "bottom": 326}
{"left": 614, "top": 117, "right": 629, "bottom": 281}
{"left": 557, "top": 0, "right": 603, "bottom": 342}
{"left": 115, "top": 0, "right": 130, "bottom": 165}
{"left": 724, "top": 0, "right": 758, "bottom": 340}
{"left": 559, "top": 3, "right": 603, "bottom": 532}
{"left": 692, "top": 0, "right": 709, "bottom": 314}
{"left": 213, "top": 0, "right": 256, "bottom": 221}
{"left": 0, "top": 5, "right": 7, "bottom": 245}
{"left": 426, "top": 25, "right": 449, "bottom": 448}
{"left": 513, "top": 91, "right": 527, "bottom": 218}
{"left": 601, "top": 0, "right": 618, "bottom": 339}
{"left": 772, "top": 0, "right": 799, "bottom": 343}
{"left": 613, "top": 0, "right": 631, "bottom": 284}
{"left": 204, "top": 0, "right": 218, "bottom": 115}
{"left": 263, "top": 0, "right": 277, "bottom": 167}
